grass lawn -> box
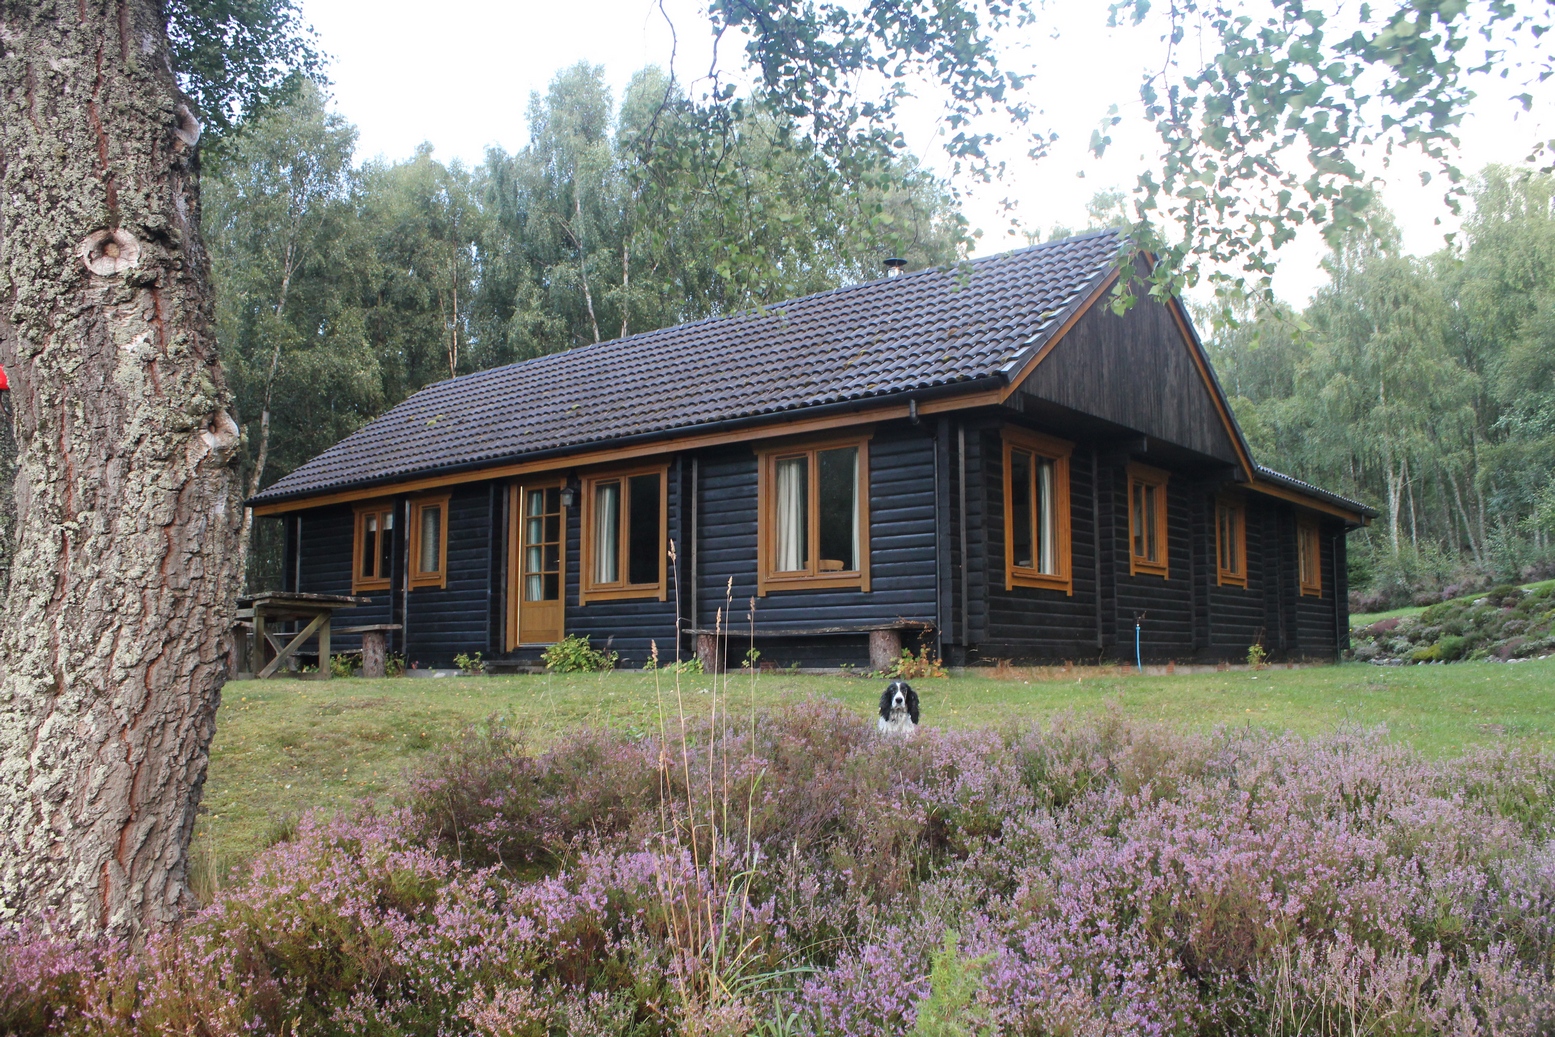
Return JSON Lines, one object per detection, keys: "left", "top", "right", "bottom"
{"left": 1350, "top": 578, "right": 1555, "bottom": 628}
{"left": 193, "top": 657, "right": 1555, "bottom": 886}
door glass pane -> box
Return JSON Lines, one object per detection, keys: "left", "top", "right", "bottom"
{"left": 1010, "top": 450, "right": 1033, "bottom": 569}
{"left": 774, "top": 457, "right": 808, "bottom": 571}
{"left": 628, "top": 473, "right": 660, "bottom": 585}
{"left": 419, "top": 506, "right": 441, "bottom": 574}
{"left": 594, "top": 481, "right": 620, "bottom": 584}
{"left": 362, "top": 515, "right": 377, "bottom": 578}
{"left": 379, "top": 511, "right": 394, "bottom": 577}
{"left": 816, "top": 447, "right": 857, "bottom": 572}
{"left": 521, "top": 485, "right": 562, "bottom": 603}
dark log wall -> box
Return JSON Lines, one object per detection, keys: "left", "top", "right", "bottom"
{"left": 695, "top": 425, "right": 939, "bottom": 667}
{"left": 1018, "top": 298, "right": 1241, "bottom": 464}
{"left": 1204, "top": 496, "right": 1271, "bottom": 655}
{"left": 980, "top": 431, "right": 1103, "bottom": 658}
{"left": 294, "top": 503, "right": 395, "bottom": 654}
{"left": 401, "top": 485, "right": 492, "bottom": 669}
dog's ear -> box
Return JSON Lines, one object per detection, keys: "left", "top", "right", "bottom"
{"left": 904, "top": 683, "right": 920, "bottom": 724}
{"left": 879, "top": 686, "right": 894, "bottom": 720}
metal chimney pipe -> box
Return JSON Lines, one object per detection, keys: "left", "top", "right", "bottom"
{"left": 884, "top": 257, "right": 907, "bottom": 278}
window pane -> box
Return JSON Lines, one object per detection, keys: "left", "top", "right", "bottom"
{"left": 1132, "top": 485, "right": 1145, "bottom": 559}
{"left": 545, "top": 487, "right": 560, "bottom": 514}
{"left": 594, "top": 481, "right": 620, "bottom": 584}
{"left": 1009, "top": 450, "right": 1034, "bottom": 569}
{"left": 419, "top": 506, "right": 441, "bottom": 574}
{"left": 543, "top": 573, "right": 559, "bottom": 600}
{"left": 817, "top": 447, "right": 858, "bottom": 572}
{"left": 362, "top": 516, "right": 378, "bottom": 578}
{"left": 526, "top": 490, "right": 544, "bottom": 518}
{"left": 1037, "top": 459, "right": 1056, "bottom": 575}
{"left": 1145, "top": 485, "right": 1160, "bottom": 561}
{"left": 774, "top": 456, "right": 808, "bottom": 571}
{"left": 1218, "top": 508, "right": 1230, "bottom": 571}
{"left": 628, "top": 473, "right": 661, "bottom": 585}
{"left": 1227, "top": 509, "right": 1239, "bottom": 574}
{"left": 380, "top": 511, "right": 394, "bottom": 578}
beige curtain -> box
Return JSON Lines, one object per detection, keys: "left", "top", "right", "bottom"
{"left": 776, "top": 457, "right": 806, "bottom": 571}
{"left": 594, "top": 481, "right": 620, "bottom": 583}
{"left": 1037, "top": 461, "right": 1055, "bottom": 574}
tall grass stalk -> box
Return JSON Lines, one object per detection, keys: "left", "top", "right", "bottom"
{"left": 649, "top": 547, "right": 782, "bottom": 1028}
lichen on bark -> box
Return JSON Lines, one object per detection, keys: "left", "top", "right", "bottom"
{"left": 0, "top": 0, "right": 243, "bottom": 938}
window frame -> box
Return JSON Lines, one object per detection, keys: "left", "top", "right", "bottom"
{"left": 579, "top": 463, "right": 670, "bottom": 604}
{"left": 1297, "top": 515, "right": 1323, "bottom": 597}
{"left": 1126, "top": 462, "right": 1171, "bottom": 579}
{"left": 755, "top": 434, "right": 871, "bottom": 596}
{"left": 1215, "top": 495, "right": 1248, "bottom": 589}
{"left": 351, "top": 499, "right": 396, "bottom": 593}
{"left": 407, "top": 494, "right": 450, "bottom": 590}
{"left": 1001, "top": 427, "right": 1074, "bottom": 594}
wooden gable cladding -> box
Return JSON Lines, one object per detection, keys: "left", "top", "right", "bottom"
{"left": 1013, "top": 292, "right": 1244, "bottom": 468}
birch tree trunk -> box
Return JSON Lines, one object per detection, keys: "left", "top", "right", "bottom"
{"left": 0, "top": 0, "right": 243, "bottom": 939}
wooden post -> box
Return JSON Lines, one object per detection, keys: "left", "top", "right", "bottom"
{"left": 696, "top": 632, "right": 723, "bottom": 674}
{"left": 869, "top": 629, "right": 902, "bottom": 673}
{"left": 317, "top": 612, "right": 331, "bottom": 680}
{"left": 361, "top": 631, "right": 387, "bottom": 679}
{"left": 252, "top": 609, "right": 267, "bottom": 676}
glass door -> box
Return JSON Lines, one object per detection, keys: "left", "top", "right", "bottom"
{"left": 508, "top": 482, "right": 565, "bottom": 646}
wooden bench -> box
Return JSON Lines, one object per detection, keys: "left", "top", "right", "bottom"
{"left": 335, "top": 624, "right": 403, "bottom": 678}
{"left": 687, "top": 622, "right": 934, "bottom": 673}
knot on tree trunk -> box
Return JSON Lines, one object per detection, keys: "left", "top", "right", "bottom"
{"left": 79, "top": 229, "right": 141, "bottom": 276}
{"left": 173, "top": 104, "right": 202, "bottom": 147}
{"left": 194, "top": 409, "right": 241, "bottom": 466}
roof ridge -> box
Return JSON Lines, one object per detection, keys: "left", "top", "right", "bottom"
{"left": 408, "top": 230, "right": 1128, "bottom": 396}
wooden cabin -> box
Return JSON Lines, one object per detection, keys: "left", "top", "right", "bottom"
{"left": 249, "top": 232, "right": 1374, "bottom": 671}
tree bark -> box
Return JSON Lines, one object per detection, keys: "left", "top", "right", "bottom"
{"left": 0, "top": 0, "right": 243, "bottom": 939}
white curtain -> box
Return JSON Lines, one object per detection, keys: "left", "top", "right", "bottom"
{"left": 848, "top": 452, "right": 859, "bottom": 571}
{"left": 1037, "top": 461, "right": 1055, "bottom": 574}
{"left": 776, "top": 457, "right": 806, "bottom": 571}
{"left": 594, "top": 481, "right": 620, "bottom": 583}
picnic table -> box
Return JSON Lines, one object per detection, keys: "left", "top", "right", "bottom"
{"left": 235, "top": 592, "right": 372, "bottom": 679}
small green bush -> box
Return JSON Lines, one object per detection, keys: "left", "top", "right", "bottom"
{"left": 542, "top": 635, "right": 618, "bottom": 673}
{"left": 453, "top": 651, "right": 485, "bottom": 676}
{"left": 329, "top": 652, "right": 360, "bottom": 678}
{"left": 1412, "top": 635, "right": 1469, "bottom": 663}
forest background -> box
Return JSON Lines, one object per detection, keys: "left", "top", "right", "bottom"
{"left": 13, "top": 53, "right": 1547, "bottom": 614}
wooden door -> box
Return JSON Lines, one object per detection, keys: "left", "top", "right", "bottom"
{"left": 509, "top": 482, "right": 566, "bottom": 647}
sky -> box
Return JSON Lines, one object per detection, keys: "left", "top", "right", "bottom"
{"left": 297, "top": 0, "right": 1555, "bottom": 305}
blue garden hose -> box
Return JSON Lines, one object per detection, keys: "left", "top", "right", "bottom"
{"left": 1135, "top": 622, "right": 1142, "bottom": 673}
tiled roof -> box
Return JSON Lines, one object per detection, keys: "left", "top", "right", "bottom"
{"left": 252, "top": 231, "right": 1126, "bottom": 504}
{"left": 1256, "top": 465, "right": 1378, "bottom": 519}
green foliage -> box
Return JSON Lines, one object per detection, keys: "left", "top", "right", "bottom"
{"left": 541, "top": 635, "right": 618, "bottom": 674}
{"left": 385, "top": 654, "right": 405, "bottom": 679}
{"left": 328, "top": 653, "right": 359, "bottom": 679}
{"left": 1247, "top": 643, "right": 1269, "bottom": 670}
{"left": 1208, "top": 172, "right": 1555, "bottom": 602}
{"left": 1098, "top": 1, "right": 1549, "bottom": 312}
{"left": 911, "top": 932, "right": 994, "bottom": 1037}
{"left": 644, "top": 656, "right": 704, "bottom": 675}
{"left": 165, "top": 0, "right": 326, "bottom": 138}
{"left": 453, "top": 652, "right": 485, "bottom": 677}
{"left": 885, "top": 646, "right": 949, "bottom": 680}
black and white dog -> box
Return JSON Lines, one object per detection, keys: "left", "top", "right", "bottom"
{"left": 877, "top": 680, "right": 920, "bottom": 737}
